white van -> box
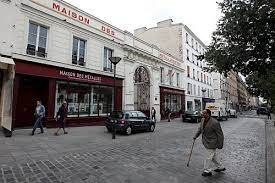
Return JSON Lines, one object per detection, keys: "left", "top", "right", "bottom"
{"left": 205, "top": 103, "right": 228, "bottom": 121}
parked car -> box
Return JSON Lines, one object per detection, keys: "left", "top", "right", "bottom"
{"left": 105, "top": 111, "right": 156, "bottom": 135}
{"left": 228, "top": 109, "right": 237, "bottom": 118}
{"left": 182, "top": 111, "right": 202, "bottom": 123}
{"left": 257, "top": 107, "right": 269, "bottom": 115}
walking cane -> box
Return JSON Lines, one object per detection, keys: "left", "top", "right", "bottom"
{"left": 187, "top": 139, "right": 195, "bottom": 167}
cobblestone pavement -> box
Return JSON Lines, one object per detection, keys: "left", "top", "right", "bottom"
{"left": 0, "top": 115, "right": 265, "bottom": 183}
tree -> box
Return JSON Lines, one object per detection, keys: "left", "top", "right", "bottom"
{"left": 203, "top": 0, "right": 275, "bottom": 104}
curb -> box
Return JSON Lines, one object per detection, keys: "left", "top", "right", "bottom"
{"left": 266, "top": 115, "right": 275, "bottom": 183}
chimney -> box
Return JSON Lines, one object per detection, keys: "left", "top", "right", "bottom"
{"left": 134, "top": 27, "right": 147, "bottom": 36}
{"left": 157, "top": 19, "right": 173, "bottom": 27}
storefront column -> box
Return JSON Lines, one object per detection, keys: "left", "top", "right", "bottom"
{"left": 46, "top": 79, "right": 56, "bottom": 127}
{"left": 1, "top": 65, "right": 15, "bottom": 137}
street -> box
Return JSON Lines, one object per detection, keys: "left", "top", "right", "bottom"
{"left": 0, "top": 114, "right": 266, "bottom": 183}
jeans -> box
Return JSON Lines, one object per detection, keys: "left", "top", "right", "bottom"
{"left": 32, "top": 117, "right": 44, "bottom": 135}
{"left": 204, "top": 148, "right": 223, "bottom": 172}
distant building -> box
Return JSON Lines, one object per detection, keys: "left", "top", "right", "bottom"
{"left": 134, "top": 19, "right": 214, "bottom": 112}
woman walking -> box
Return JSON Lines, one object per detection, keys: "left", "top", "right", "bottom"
{"left": 54, "top": 101, "right": 68, "bottom": 136}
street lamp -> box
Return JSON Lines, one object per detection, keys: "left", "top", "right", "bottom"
{"left": 109, "top": 56, "right": 121, "bottom": 139}
{"left": 201, "top": 89, "right": 206, "bottom": 109}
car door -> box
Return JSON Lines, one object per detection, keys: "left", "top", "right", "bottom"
{"left": 137, "top": 112, "right": 149, "bottom": 130}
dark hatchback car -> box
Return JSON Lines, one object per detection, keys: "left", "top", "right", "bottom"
{"left": 105, "top": 111, "right": 156, "bottom": 135}
{"left": 257, "top": 107, "right": 269, "bottom": 115}
{"left": 182, "top": 111, "right": 202, "bottom": 123}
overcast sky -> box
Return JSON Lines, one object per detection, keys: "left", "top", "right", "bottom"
{"left": 64, "top": 0, "right": 222, "bottom": 45}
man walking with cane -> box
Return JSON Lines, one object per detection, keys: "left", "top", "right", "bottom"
{"left": 193, "top": 109, "right": 225, "bottom": 176}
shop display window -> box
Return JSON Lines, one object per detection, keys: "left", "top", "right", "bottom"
{"left": 55, "top": 81, "right": 114, "bottom": 118}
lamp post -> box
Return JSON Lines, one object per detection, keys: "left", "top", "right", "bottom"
{"left": 109, "top": 56, "right": 121, "bottom": 139}
{"left": 201, "top": 89, "right": 206, "bottom": 109}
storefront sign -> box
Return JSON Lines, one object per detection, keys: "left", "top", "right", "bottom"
{"left": 59, "top": 70, "right": 102, "bottom": 83}
{"left": 159, "top": 53, "right": 181, "bottom": 67}
{"left": 162, "top": 88, "right": 185, "bottom": 95}
{"left": 52, "top": 2, "right": 91, "bottom": 25}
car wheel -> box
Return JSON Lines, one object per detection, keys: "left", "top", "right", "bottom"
{"left": 149, "top": 125, "right": 155, "bottom": 132}
{"left": 125, "top": 126, "right": 132, "bottom": 135}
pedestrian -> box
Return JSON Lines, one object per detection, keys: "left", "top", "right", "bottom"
{"left": 151, "top": 107, "right": 156, "bottom": 122}
{"left": 31, "top": 100, "right": 45, "bottom": 136}
{"left": 166, "top": 107, "right": 171, "bottom": 122}
{"left": 267, "top": 109, "right": 272, "bottom": 120}
{"left": 54, "top": 101, "right": 68, "bottom": 136}
{"left": 193, "top": 109, "right": 225, "bottom": 176}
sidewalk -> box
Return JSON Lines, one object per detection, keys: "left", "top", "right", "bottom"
{"left": 266, "top": 113, "right": 275, "bottom": 183}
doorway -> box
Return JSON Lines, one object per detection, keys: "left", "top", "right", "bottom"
{"left": 14, "top": 75, "right": 49, "bottom": 128}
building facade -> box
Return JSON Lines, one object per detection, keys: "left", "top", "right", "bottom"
{"left": 237, "top": 74, "right": 249, "bottom": 111}
{"left": 134, "top": 19, "right": 214, "bottom": 111}
{"left": 1, "top": 0, "right": 186, "bottom": 134}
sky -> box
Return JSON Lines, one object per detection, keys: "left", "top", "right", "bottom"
{"left": 64, "top": 0, "right": 222, "bottom": 45}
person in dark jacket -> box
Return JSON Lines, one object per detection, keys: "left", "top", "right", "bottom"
{"left": 54, "top": 101, "right": 68, "bottom": 136}
{"left": 193, "top": 109, "right": 225, "bottom": 176}
{"left": 166, "top": 107, "right": 171, "bottom": 122}
{"left": 31, "top": 100, "right": 45, "bottom": 136}
{"left": 267, "top": 109, "right": 272, "bottom": 120}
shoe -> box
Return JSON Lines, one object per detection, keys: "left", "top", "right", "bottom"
{"left": 54, "top": 132, "right": 59, "bottom": 136}
{"left": 64, "top": 132, "right": 68, "bottom": 134}
{"left": 30, "top": 133, "right": 34, "bottom": 136}
{"left": 214, "top": 168, "right": 226, "bottom": 172}
{"left": 202, "top": 171, "right": 212, "bottom": 177}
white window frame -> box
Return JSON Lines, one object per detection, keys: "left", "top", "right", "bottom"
{"left": 72, "top": 36, "right": 86, "bottom": 65}
{"left": 27, "top": 22, "right": 48, "bottom": 57}
{"left": 103, "top": 47, "right": 113, "bottom": 72}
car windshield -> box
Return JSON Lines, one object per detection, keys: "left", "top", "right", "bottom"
{"left": 109, "top": 111, "right": 124, "bottom": 119}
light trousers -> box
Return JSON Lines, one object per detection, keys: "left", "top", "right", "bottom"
{"left": 204, "top": 148, "right": 223, "bottom": 172}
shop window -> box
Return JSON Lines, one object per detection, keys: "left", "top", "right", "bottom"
{"left": 103, "top": 47, "right": 113, "bottom": 72}
{"left": 55, "top": 81, "right": 68, "bottom": 115}
{"left": 55, "top": 82, "right": 114, "bottom": 117}
{"left": 187, "top": 101, "right": 193, "bottom": 112}
{"left": 164, "top": 94, "right": 181, "bottom": 113}
{"left": 72, "top": 37, "right": 86, "bottom": 66}
{"left": 98, "top": 86, "right": 114, "bottom": 116}
{"left": 27, "top": 22, "right": 48, "bottom": 58}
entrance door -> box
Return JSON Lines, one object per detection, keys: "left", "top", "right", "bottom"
{"left": 14, "top": 76, "right": 49, "bottom": 128}
{"left": 134, "top": 66, "right": 150, "bottom": 117}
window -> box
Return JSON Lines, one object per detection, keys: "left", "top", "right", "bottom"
{"left": 210, "top": 77, "right": 212, "bottom": 85}
{"left": 103, "top": 47, "right": 113, "bottom": 72}
{"left": 164, "top": 94, "right": 182, "bottom": 113}
{"left": 186, "top": 49, "right": 190, "bottom": 60}
{"left": 168, "top": 70, "right": 173, "bottom": 85}
{"left": 204, "top": 74, "right": 206, "bottom": 83}
{"left": 176, "top": 73, "right": 180, "bottom": 87}
{"left": 27, "top": 22, "right": 48, "bottom": 57}
{"left": 195, "top": 42, "right": 198, "bottom": 51}
{"left": 187, "top": 101, "right": 193, "bottom": 111}
{"left": 207, "top": 89, "right": 210, "bottom": 97}
{"left": 192, "top": 53, "right": 195, "bottom": 63}
{"left": 197, "top": 71, "right": 199, "bottom": 81}
{"left": 160, "top": 67, "right": 164, "bottom": 83}
{"left": 201, "top": 73, "right": 203, "bottom": 82}
{"left": 186, "top": 33, "right": 189, "bottom": 44}
{"left": 187, "top": 83, "right": 192, "bottom": 94}
{"left": 191, "top": 38, "right": 194, "bottom": 48}
{"left": 193, "top": 69, "right": 195, "bottom": 79}
{"left": 207, "top": 76, "right": 209, "bottom": 84}
{"left": 187, "top": 66, "right": 190, "bottom": 77}
{"left": 199, "top": 45, "right": 201, "bottom": 53}
{"left": 72, "top": 37, "right": 86, "bottom": 66}
{"left": 194, "top": 85, "right": 196, "bottom": 95}
{"left": 198, "top": 86, "right": 201, "bottom": 96}
{"left": 55, "top": 82, "right": 114, "bottom": 117}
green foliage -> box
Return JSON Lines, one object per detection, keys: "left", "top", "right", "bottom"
{"left": 203, "top": 0, "right": 275, "bottom": 102}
